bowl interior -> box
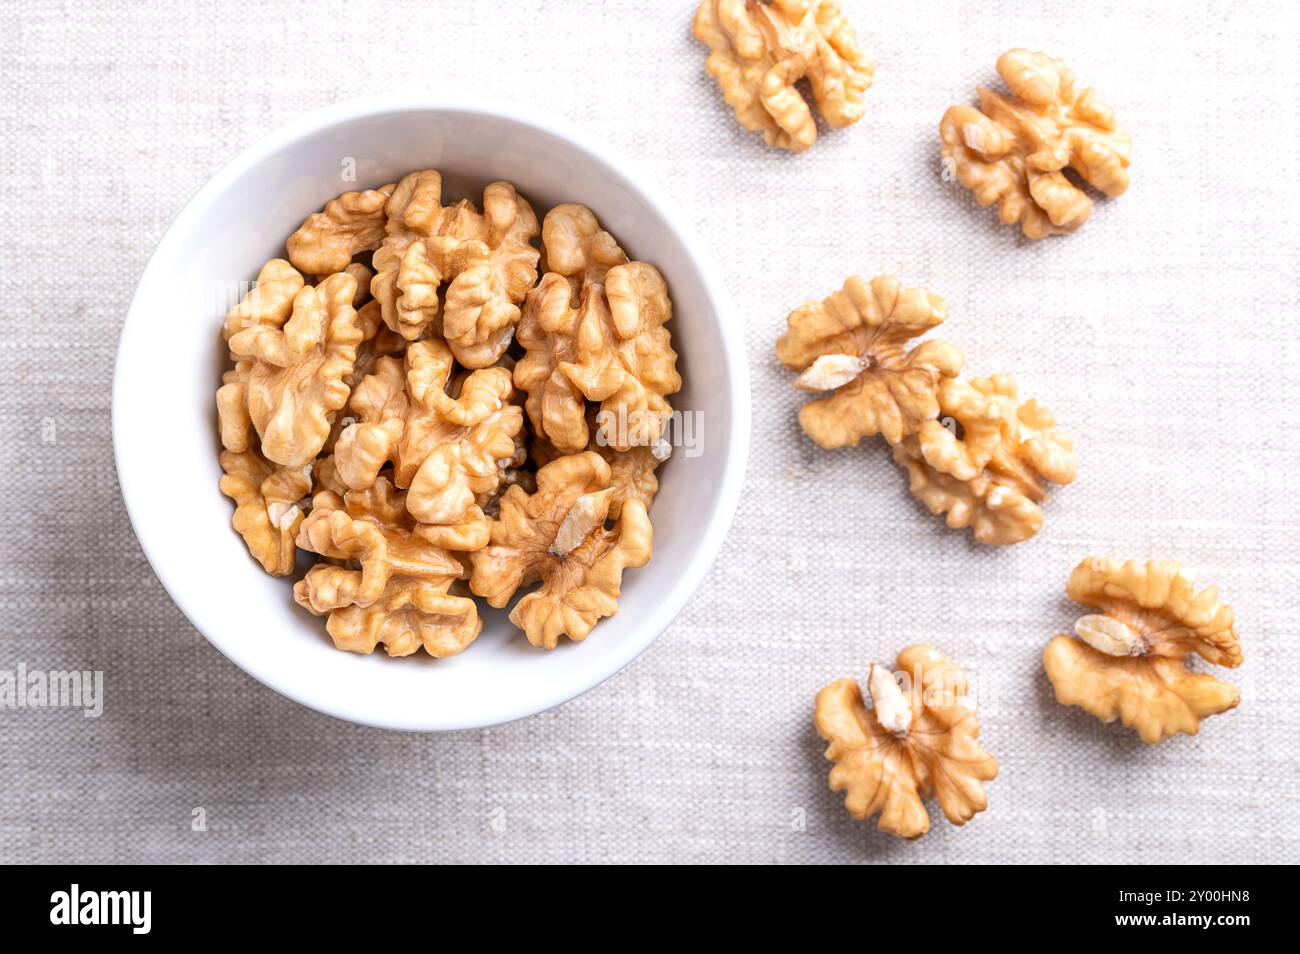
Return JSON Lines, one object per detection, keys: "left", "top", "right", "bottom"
{"left": 114, "top": 102, "right": 746, "bottom": 730}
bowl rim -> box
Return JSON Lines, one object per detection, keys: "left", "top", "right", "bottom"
{"left": 111, "top": 93, "right": 751, "bottom": 731}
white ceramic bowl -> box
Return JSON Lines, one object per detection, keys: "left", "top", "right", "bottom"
{"left": 113, "top": 95, "right": 749, "bottom": 731}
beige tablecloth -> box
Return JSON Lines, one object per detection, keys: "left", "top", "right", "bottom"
{"left": 1, "top": 0, "right": 1296, "bottom": 863}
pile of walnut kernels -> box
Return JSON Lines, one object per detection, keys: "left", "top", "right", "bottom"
{"left": 216, "top": 170, "right": 679, "bottom": 657}
{"left": 692, "top": 1, "right": 1241, "bottom": 839}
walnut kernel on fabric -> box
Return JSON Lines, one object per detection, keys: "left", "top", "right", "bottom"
{"left": 893, "top": 374, "right": 1076, "bottom": 545}
{"left": 940, "top": 49, "right": 1131, "bottom": 239}
{"left": 814, "top": 645, "right": 998, "bottom": 839}
{"left": 693, "top": 0, "right": 874, "bottom": 152}
{"left": 775, "top": 274, "right": 963, "bottom": 447}
{"left": 777, "top": 276, "right": 1075, "bottom": 545}
{"left": 293, "top": 479, "right": 481, "bottom": 657}
{"left": 469, "top": 452, "right": 652, "bottom": 649}
{"left": 1043, "top": 558, "right": 1243, "bottom": 743}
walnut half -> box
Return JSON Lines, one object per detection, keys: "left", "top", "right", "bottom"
{"left": 693, "top": 0, "right": 873, "bottom": 153}
{"left": 1043, "top": 558, "right": 1243, "bottom": 744}
{"left": 286, "top": 183, "right": 395, "bottom": 276}
{"left": 468, "top": 451, "right": 652, "bottom": 649}
{"left": 218, "top": 450, "right": 311, "bottom": 576}
{"left": 228, "top": 269, "right": 364, "bottom": 468}
{"left": 293, "top": 479, "right": 481, "bottom": 658}
{"left": 893, "top": 374, "right": 1076, "bottom": 545}
{"left": 778, "top": 276, "right": 1075, "bottom": 545}
{"left": 776, "top": 274, "right": 963, "bottom": 447}
{"left": 814, "top": 645, "right": 998, "bottom": 839}
{"left": 940, "top": 49, "right": 1131, "bottom": 239}
{"left": 516, "top": 204, "right": 680, "bottom": 455}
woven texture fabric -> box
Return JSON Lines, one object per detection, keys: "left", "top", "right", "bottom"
{"left": 2, "top": 0, "right": 1297, "bottom": 864}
